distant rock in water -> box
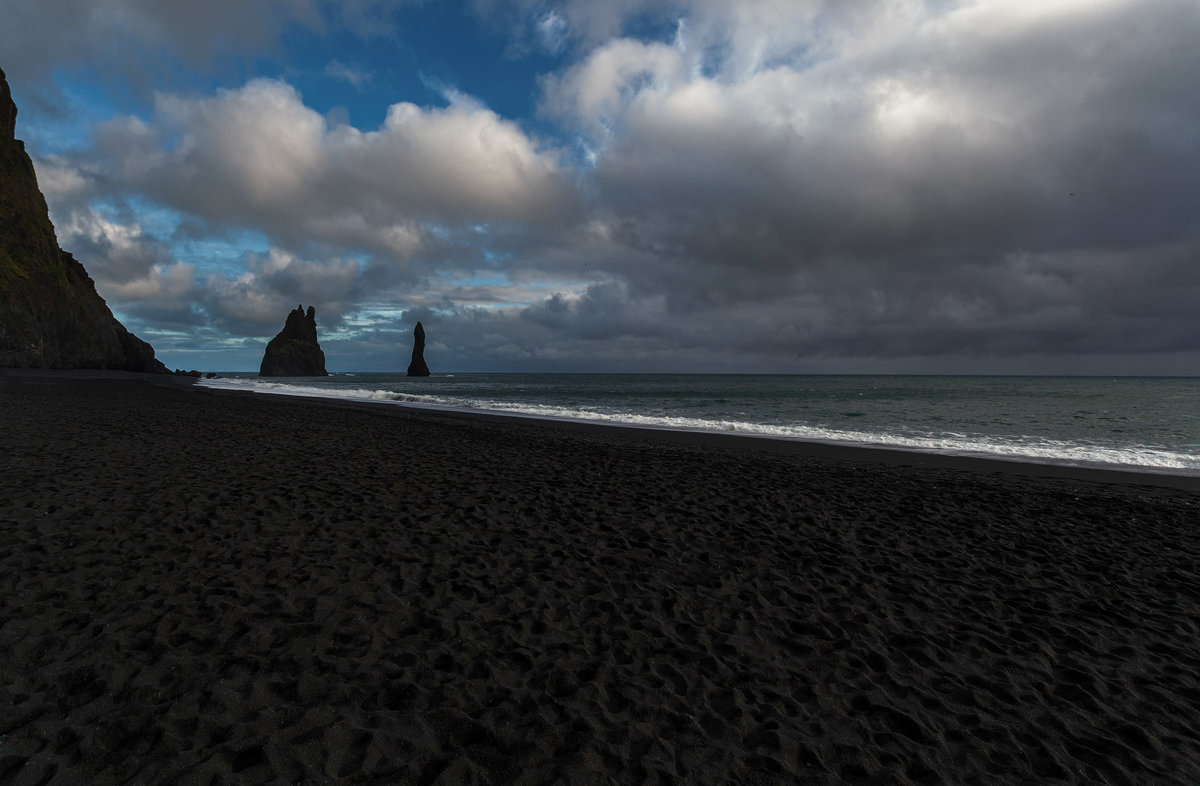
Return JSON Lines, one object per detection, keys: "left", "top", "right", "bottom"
{"left": 407, "top": 321, "right": 430, "bottom": 377}
{"left": 259, "top": 305, "right": 328, "bottom": 377}
{"left": 0, "top": 66, "right": 166, "bottom": 372}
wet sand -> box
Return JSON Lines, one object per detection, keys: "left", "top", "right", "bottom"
{"left": 2, "top": 371, "right": 1198, "bottom": 784}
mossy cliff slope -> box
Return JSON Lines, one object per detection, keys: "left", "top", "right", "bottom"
{"left": 0, "top": 67, "right": 166, "bottom": 371}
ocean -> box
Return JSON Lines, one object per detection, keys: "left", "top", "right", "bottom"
{"left": 199, "top": 373, "right": 1200, "bottom": 474}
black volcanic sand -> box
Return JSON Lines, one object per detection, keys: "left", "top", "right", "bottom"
{"left": 2, "top": 373, "right": 1199, "bottom": 785}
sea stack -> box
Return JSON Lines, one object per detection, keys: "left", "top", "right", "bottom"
{"left": 0, "top": 67, "right": 166, "bottom": 372}
{"left": 407, "top": 321, "right": 430, "bottom": 377}
{"left": 259, "top": 305, "right": 328, "bottom": 376}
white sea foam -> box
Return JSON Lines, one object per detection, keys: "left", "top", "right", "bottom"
{"left": 198, "top": 376, "right": 1200, "bottom": 473}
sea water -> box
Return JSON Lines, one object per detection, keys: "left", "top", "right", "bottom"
{"left": 198, "top": 373, "right": 1200, "bottom": 474}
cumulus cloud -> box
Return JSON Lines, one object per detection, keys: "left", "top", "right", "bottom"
{"left": 463, "top": 0, "right": 1200, "bottom": 371}
{"left": 525, "top": 0, "right": 1200, "bottom": 349}
{"left": 33, "top": 163, "right": 193, "bottom": 305}
{"left": 251, "top": 249, "right": 362, "bottom": 317}
{"left": 540, "top": 39, "right": 686, "bottom": 131}
{"left": 19, "top": 0, "right": 1200, "bottom": 371}
{"left": 104, "top": 261, "right": 196, "bottom": 302}
{"left": 90, "top": 79, "right": 572, "bottom": 258}
{"left": 202, "top": 271, "right": 289, "bottom": 333}
{"left": 171, "top": 247, "right": 366, "bottom": 341}
{"left": 57, "top": 209, "right": 174, "bottom": 286}
{"left": 32, "top": 180, "right": 204, "bottom": 341}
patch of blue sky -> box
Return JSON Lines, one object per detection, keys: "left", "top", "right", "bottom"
{"left": 270, "top": 3, "right": 566, "bottom": 137}
{"left": 101, "top": 196, "right": 181, "bottom": 237}
{"left": 479, "top": 246, "right": 514, "bottom": 263}
{"left": 266, "top": 31, "right": 414, "bottom": 130}
{"left": 210, "top": 335, "right": 266, "bottom": 349}
{"left": 11, "top": 71, "right": 120, "bottom": 156}
{"left": 164, "top": 345, "right": 248, "bottom": 355}
{"left": 160, "top": 344, "right": 263, "bottom": 371}
{"left": 82, "top": 197, "right": 271, "bottom": 276}
{"left": 622, "top": 8, "right": 688, "bottom": 48}
{"left": 109, "top": 308, "right": 151, "bottom": 332}
{"left": 696, "top": 39, "right": 731, "bottom": 80}
{"left": 135, "top": 328, "right": 195, "bottom": 339}
{"left": 167, "top": 228, "right": 272, "bottom": 276}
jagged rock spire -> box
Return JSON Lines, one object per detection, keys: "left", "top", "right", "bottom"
{"left": 407, "top": 321, "right": 430, "bottom": 377}
{"left": 259, "top": 304, "right": 329, "bottom": 376}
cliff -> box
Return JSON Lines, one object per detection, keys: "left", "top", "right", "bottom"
{"left": 407, "top": 321, "right": 430, "bottom": 377}
{"left": 259, "top": 305, "right": 328, "bottom": 376}
{"left": 0, "top": 67, "right": 167, "bottom": 372}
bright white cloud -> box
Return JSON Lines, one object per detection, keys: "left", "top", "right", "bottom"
{"left": 31, "top": 155, "right": 92, "bottom": 202}
{"left": 336, "top": 98, "right": 566, "bottom": 220}
{"left": 93, "top": 79, "right": 571, "bottom": 258}
{"left": 541, "top": 39, "right": 685, "bottom": 131}
{"left": 538, "top": 0, "right": 1199, "bottom": 270}
{"left": 156, "top": 80, "right": 328, "bottom": 210}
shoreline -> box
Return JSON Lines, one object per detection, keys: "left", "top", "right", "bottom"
{"left": 7, "top": 367, "right": 1200, "bottom": 491}
{"left": 3, "top": 370, "right": 1199, "bottom": 783}
{"left": 201, "top": 372, "right": 1200, "bottom": 489}
{"left": 128, "top": 369, "right": 1200, "bottom": 490}
{"left": 283, "top": 395, "right": 1200, "bottom": 491}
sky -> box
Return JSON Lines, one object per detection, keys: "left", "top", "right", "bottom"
{"left": 4, "top": 0, "right": 1199, "bottom": 374}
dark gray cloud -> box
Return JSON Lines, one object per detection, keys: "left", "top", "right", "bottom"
{"left": 570, "top": 1, "right": 1200, "bottom": 272}
{"left": 507, "top": 0, "right": 1200, "bottom": 371}
{"left": 0, "top": 0, "right": 410, "bottom": 85}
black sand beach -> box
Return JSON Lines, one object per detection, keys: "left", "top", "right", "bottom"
{"left": 2, "top": 372, "right": 1198, "bottom": 784}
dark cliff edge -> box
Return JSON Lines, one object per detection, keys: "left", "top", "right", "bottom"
{"left": 0, "top": 66, "right": 167, "bottom": 373}
{"left": 259, "top": 305, "right": 329, "bottom": 377}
